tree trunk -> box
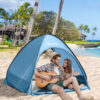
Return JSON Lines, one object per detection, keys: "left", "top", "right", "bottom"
{"left": 45, "top": 0, "right": 64, "bottom": 58}
{"left": 22, "top": 0, "right": 39, "bottom": 49}
{"left": 12, "top": 24, "right": 18, "bottom": 46}
{"left": 18, "top": 23, "right": 22, "bottom": 45}
{"left": 52, "top": 0, "right": 64, "bottom": 35}
{"left": 11, "top": 24, "right": 15, "bottom": 46}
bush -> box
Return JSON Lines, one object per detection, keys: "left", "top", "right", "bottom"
{"left": 1, "top": 41, "right": 11, "bottom": 46}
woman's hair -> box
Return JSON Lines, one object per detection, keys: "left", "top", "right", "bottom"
{"left": 64, "top": 59, "right": 72, "bottom": 73}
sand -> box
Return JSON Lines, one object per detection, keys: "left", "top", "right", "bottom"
{"left": 0, "top": 49, "right": 100, "bottom": 100}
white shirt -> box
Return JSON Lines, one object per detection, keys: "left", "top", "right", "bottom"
{"left": 54, "top": 67, "right": 60, "bottom": 75}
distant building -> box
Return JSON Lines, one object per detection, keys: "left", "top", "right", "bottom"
{"left": 0, "top": 25, "right": 27, "bottom": 40}
{"left": 0, "top": 25, "right": 38, "bottom": 41}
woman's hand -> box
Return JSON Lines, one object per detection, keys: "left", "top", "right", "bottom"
{"left": 65, "top": 73, "right": 71, "bottom": 79}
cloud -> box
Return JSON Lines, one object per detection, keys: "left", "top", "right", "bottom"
{"left": 0, "top": 0, "right": 17, "bottom": 10}
{"left": 0, "top": 0, "right": 35, "bottom": 11}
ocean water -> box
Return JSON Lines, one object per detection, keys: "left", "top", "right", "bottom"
{"left": 87, "top": 40, "right": 100, "bottom": 42}
{"left": 72, "top": 46, "right": 100, "bottom": 57}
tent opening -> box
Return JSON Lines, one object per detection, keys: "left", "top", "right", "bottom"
{"left": 29, "top": 47, "right": 88, "bottom": 95}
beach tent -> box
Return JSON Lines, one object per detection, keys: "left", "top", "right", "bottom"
{"left": 4, "top": 34, "right": 90, "bottom": 95}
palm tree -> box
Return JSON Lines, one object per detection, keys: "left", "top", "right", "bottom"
{"left": 0, "top": 8, "right": 9, "bottom": 38}
{"left": 52, "top": 0, "right": 64, "bottom": 35}
{"left": 93, "top": 27, "right": 97, "bottom": 32}
{"left": 83, "top": 25, "right": 90, "bottom": 41}
{"left": 44, "top": 0, "right": 64, "bottom": 57}
{"left": 78, "top": 24, "right": 84, "bottom": 32}
{"left": 78, "top": 24, "right": 84, "bottom": 38}
{"left": 92, "top": 27, "right": 97, "bottom": 41}
{"left": 83, "top": 25, "right": 90, "bottom": 35}
{"left": 11, "top": 2, "right": 33, "bottom": 46}
{"left": 92, "top": 32, "right": 95, "bottom": 41}
{"left": 22, "top": 0, "right": 39, "bottom": 48}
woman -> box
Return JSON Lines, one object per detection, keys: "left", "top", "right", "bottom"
{"left": 60, "top": 59, "right": 84, "bottom": 89}
{"left": 59, "top": 59, "right": 94, "bottom": 100}
{"left": 60, "top": 58, "right": 74, "bottom": 89}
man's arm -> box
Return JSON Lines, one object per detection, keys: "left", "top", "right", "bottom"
{"left": 35, "top": 70, "right": 50, "bottom": 80}
{"left": 34, "top": 64, "right": 52, "bottom": 81}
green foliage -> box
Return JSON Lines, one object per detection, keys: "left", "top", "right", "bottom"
{"left": 78, "top": 24, "right": 90, "bottom": 34}
{"left": 0, "top": 2, "right": 33, "bottom": 27}
{"left": 0, "top": 46, "right": 20, "bottom": 50}
{"left": 0, "top": 22, "right": 3, "bottom": 27}
{"left": 91, "top": 27, "right": 97, "bottom": 40}
{"left": 33, "top": 11, "right": 80, "bottom": 41}
{"left": 92, "top": 32, "right": 95, "bottom": 36}
{"left": 56, "top": 18, "right": 80, "bottom": 41}
{"left": 1, "top": 2, "right": 98, "bottom": 42}
{"left": 93, "top": 27, "right": 97, "bottom": 31}
{"left": 33, "top": 11, "right": 56, "bottom": 35}
{"left": 18, "top": 42, "right": 23, "bottom": 47}
{"left": 3, "top": 35, "right": 8, "bottom": 40}
{"left": 1, "top": 41, "right": 11, "bottom": 46}
{"left": 65, "top": 41, "right": 100, "bottom": 44}
{"left": 16, "top": 2, "right": 33, "bottom": 25}
{"left": 1, "top": 40, "right": 23, "bottom": 47}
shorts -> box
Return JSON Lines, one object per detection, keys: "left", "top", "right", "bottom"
{"left": 44, "top": 79, "right": 66, "bottom": 91}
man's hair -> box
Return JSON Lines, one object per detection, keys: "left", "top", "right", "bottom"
{"left": 51, "top": 54, "right": 61, "bottom": 62}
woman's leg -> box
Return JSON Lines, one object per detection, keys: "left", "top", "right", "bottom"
{"left": 63, "top": 76, "right": 81, "bottom": 97}
{"left": 67, "top": 83, "right": 73, "bottom": 89}
{"left": 51, "top": 84, "right": 73, "bottom": 100}
{"left": 63, "top": 76, "right": 94, "bottom": 100}
{"left": 67, "top": 83, "right": 85, "bottom": 89}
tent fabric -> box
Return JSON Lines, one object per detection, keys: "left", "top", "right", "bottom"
{"left": 4, "top": 34, "right": 90, "bottom": 95}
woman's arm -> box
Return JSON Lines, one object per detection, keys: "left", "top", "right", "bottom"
{"left": 72, "top": 68, "right": 74, "bottom": 73}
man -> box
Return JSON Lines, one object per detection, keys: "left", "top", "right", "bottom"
{"left": 35, "top": 52, "right": 94, "bottom": 100}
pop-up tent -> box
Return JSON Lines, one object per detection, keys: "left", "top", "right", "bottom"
{"left": 4, "top": 34, "right": 90, "bottom": 95}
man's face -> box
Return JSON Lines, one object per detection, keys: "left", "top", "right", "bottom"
{"left": 53, "top": 57, "right": 61, "bottom": 66}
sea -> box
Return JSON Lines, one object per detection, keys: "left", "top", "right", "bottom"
{"left": 72, "top": 40, "right": 100, "bottom": 57}
{"left": 87, "top": 40, "right": 100, "bottom": 42}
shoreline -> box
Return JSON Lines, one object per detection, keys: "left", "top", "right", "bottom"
{"left": 67, "top": 43, "right": 100, "bottom": 48}
{"left": 67, "top": 43, "right": 100, "bottom": 58}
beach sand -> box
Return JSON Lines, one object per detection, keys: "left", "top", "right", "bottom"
{"left": 0, "top": 49, "right": 100, "bottom": 100}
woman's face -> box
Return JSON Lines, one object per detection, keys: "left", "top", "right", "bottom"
{"left": 63, "top": 60, "right": 68, "bottom": 68}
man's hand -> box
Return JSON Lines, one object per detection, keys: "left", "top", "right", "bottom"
{"left": 44, "top": 76, "right": 51, "bottom": 81}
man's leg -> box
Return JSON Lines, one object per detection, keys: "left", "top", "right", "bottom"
{"left": 51, "top": 84, "right": 73, "bottom": 100}
{"left": 63, "top": 76, "right": 94, "bottom": 100}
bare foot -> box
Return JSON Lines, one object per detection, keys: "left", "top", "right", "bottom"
{"left": 79, "top": 95, "right": 94, "bottom": 100}
{"left": 79, "top": 84, "right": 84, "bottom": 89}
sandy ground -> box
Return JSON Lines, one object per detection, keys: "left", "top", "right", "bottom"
{"left": 0, "top": 49, "right": 100, "bottom": 100}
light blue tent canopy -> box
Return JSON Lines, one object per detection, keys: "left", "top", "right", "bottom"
{"left": 4, "top": 34, "right": 90, "bottom": 95}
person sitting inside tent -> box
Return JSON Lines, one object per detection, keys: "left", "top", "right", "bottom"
{"left": 60, "top": 58, "right": 84, "bottom": 89}
{"left": 35, "top": 52, "right": 94, "bottom": 100}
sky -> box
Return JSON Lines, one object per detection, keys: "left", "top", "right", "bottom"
{"left": 0, "top": 0, "right": 100, "bottom": 40}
